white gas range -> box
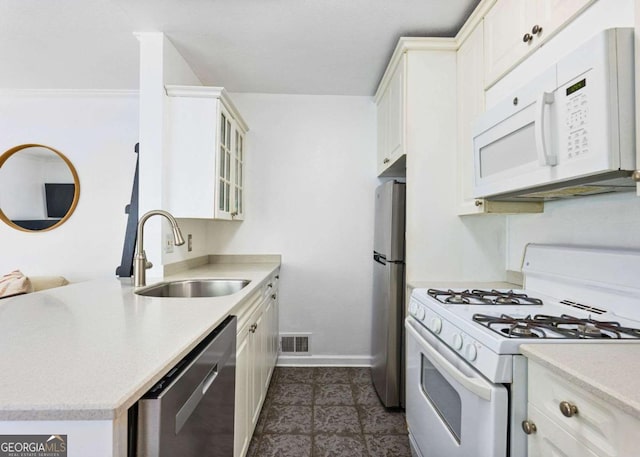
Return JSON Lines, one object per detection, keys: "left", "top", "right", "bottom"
{"left": 405, "top": 244, "right": 640, "bottom": 457}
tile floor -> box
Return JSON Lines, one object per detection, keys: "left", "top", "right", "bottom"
{"left": 247, "top": 367, "right": 411, "bottom": 457}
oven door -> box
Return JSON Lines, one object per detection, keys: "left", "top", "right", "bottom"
{"left": 405, "top": 317, "right": 508, "bottom": 457}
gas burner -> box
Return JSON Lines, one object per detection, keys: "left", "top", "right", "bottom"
{"left": 427, "top": 289, "right": 492, "bottom": 305}
{"left": 427, "top": 288, "right": 544, "bottom": 306}
{"left": 472, "top": 289, "right": 544, "bottom": 306}
{"left": 472, "top": 313, "right": 640, "bottom": 339}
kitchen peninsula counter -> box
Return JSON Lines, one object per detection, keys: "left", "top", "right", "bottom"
{"left": 521, "top": 343, "right": 640, "bottom": 420}
{"left": 0, "top": 255, "right": 280, "bottom": 422}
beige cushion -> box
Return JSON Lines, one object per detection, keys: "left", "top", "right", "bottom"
{"left": 31, "top": 276, "right": 69, "bottom": 292}
{"left": 0, "top": 270, "right": 33, "bottom": 299}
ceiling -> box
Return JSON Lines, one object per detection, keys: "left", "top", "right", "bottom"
{"left": 0, "top": 0, "right": 479, "bottom": 95}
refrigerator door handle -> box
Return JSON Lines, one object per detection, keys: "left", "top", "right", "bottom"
{"left": 373, "top": 251, "right": 387, "bottom": 265}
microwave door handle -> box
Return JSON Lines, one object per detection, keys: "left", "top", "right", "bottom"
{"left": 535, "top": 91, "right": 557, "bottom": 166}
{"left": 406, "top": 319, "right": 492, "bottom": 401}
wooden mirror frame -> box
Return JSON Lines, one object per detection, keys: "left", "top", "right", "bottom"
{"left": 0, "top": 144, "right": 81, "bottom": 232}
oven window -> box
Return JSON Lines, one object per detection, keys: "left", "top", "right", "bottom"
{"left": 421, "top": 354, "right": 462, "bottom": 443}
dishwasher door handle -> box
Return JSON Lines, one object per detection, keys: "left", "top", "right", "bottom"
{"left": 202, "top": 364, "right": 219, "bottom": 395}
{"left": 175, "top": 363, "right": 220, "bottom": 434}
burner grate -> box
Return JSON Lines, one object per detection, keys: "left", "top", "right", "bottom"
{"left": 472, "top": 313, "right": 640, "bottom": 339}
{"left": 427, "top": 288, "right": 543, "bottom": 306}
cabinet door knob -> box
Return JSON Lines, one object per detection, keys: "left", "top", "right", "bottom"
{"left": 559, "top": 401, "right": 578, "bottom": 417}
{"left": 275, "top": 275, "right": 280, "bottom": 280}
{"left": 268, "top": 283, "right": 273, "bottom": 288}
{"left": 632, "top": 170, "right": 640, "bottom": 182}
{"left": 230, "top": 211, "right": 238, "bottom": 217}
{"left": 383, "top": 158, "right": 390, "bottom": 164}
{"left": 531, "top": 24, "right": 542, "bottom": 35}
{"left": 474, "top": 200, "right": 483, "bottom": 207}
{"left": 521, "top": 420, "right": 537, "bottom": 435}
{"left": 271, "top": 294, "right": 277, "bottom": 300}
{"left": 523, "top": 33, "right": 533, "bottom": 43}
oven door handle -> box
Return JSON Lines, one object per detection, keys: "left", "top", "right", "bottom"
{"left": 406, "top": 319, "right": 492, "bottom": 401}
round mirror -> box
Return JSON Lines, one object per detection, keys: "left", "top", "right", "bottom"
{"left": 0, "top": 144, "right": 80, "bottom": 232}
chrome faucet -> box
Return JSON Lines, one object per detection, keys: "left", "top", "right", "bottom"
{"left": 134, "top": 210, "right": 185, "bottom": 288}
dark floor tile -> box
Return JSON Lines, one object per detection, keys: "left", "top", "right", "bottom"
{"left": 246, "top": 434, "right": 260, "bottom": 457}
{"left": 350, "top": 367, "right": 372, "bottom": 384}
{"left": 257, "top": 434, "right": 312, "bottom": 457}
{"left": 358, "top": 404, "right": 407, "bottom": 434}
{"left": 365, "top": 434, "right": 412, "bottom": 457}
{"left": 314, "top": 367, "right": 351, "bottom": 384}
{"left": 263, "top": 405, "right": 313, "bottom": 434}
{"left": 254, "top": 403, "right": 269, "bottom": 435}
{"left": 268, "top": 382, "right": 313, "bottom": 405}
{"left": 313, "top": 434, "right": 368, "bottom": 457}
{"left": 352, "top": 382, "right": 381, "bottom": 405}
{"left": 274, "top": 367, "right": 315, "bottom": 384}
{"left": 314, "top": 383, "right": 354, "bottom": 405}
{"left": 314, "top": 405, "right": 361, "bottom": 434}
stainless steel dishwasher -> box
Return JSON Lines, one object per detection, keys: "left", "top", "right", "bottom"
{"left": 136, "top": 315, "right": 236, "bottom": 457}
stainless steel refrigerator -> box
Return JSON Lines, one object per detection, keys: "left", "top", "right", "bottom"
{"left": 371, "top": 180, "right": 405, "bottom": 408}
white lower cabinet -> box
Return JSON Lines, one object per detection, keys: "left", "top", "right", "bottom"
{"left": 525, "top": 361, "right": 640, "bottom": 457}
{"left": 234, "top": 272, "right": 280, "bottom": 457}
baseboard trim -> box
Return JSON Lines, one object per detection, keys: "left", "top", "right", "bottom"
{"left": 277, "top": 355, "right": 372, "bottom": 367}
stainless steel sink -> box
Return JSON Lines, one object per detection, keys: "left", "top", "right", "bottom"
{"left": 135, "top": 279, "right": 251, "bottom": 298}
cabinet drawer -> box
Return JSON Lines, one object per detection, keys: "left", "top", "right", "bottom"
{"left": 527, "top": 403, "right": 599, "bottom": 457}
{"left": 528, "top": 361, "right": 639, "bottom": 457}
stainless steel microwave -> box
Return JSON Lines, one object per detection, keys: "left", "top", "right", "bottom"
{"left": 472, "top": 28, "right": 636, "bottom": 202}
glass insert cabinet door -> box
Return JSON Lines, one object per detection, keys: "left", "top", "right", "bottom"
{"left": 216, "top": 106, "right": 245, "bottom": 220}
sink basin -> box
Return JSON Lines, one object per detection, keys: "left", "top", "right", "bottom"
{"left": 135, "top": 279, "right": 251, "bottom": 298}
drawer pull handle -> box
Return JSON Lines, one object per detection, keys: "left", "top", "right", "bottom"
{"left": 383, "top": 158, "right": 390, "bottom": 164}
{"left": 474, "top": 200, "right": 483, "bottom": 207}
{"left": 559, "top": 401, "right": 578, "bottom": 417}
{"left": 521, "top": 420, "right": 537, "bottom": 435}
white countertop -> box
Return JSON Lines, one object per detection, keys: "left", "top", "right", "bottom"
{"left": 521, "top": 344, "right": 640, "bottom": 419}
{"left": 0, "top": 259, "right": 280, "bottom": 421}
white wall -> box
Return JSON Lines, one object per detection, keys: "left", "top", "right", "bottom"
{"left": 406, "top": 50, "right": 506, "bottom": 284}
{"left": 0, "top": 93, "right": 138, "bottom": 280}
{"left": 507, "top": 193, "right": 640, "bottom": 270}
{"left": 205, "top": 93, "right": 378, "bottom": 365}
{"left": 136, "top": 33, "right": 209, "bottom": 278}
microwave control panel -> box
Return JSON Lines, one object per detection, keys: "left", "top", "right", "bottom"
{"left": 564, "top": 77, "right": 589, "bottom": 159}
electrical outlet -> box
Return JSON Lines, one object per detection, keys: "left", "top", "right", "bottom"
{"left": 164, "top": 233, "right": 174, "bottom": 254}
{"left": 188, "top": 234, "right": 193, "bottom": 252}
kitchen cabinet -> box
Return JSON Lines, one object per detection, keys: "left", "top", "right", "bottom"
{"left": 484, "top": 0, "right": 596, "bottom": 87}
{"left": 456, "top": 20, "right": 543, "bottom": 215}
{"left": 165, "top": 85, "right": 248, "bottom": 220}
{"left": 234, "top": 271, "right": 280, "bottom": 457}
{"left": 376, "top": 55, "right": 406, "bottom": 176}
{"left": 524, "top": 360, "right": 640, "bottom": 457}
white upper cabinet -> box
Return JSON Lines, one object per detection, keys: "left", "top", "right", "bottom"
{"left": 457, "top": 22, "right": 488, "bottom": 214}
{"left": 376, "top": 54, "right": 406, "bottom": 176}
{"left": 165, "top": 85, "right": 248, "bottom": 220}
{"left": 484, "top": 0, "right": 596, "bottom": 87}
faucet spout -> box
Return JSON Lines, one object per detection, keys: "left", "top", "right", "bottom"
{"left": 133, "top": 210, "right": 185, "bottom": 288}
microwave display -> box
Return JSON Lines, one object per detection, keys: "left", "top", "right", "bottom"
{"left": 566, "top": 78, "right": 587, "bottom": 96}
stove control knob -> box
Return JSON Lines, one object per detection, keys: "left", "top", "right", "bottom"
{"left": 452, "top": 333, "right": 463, "bottom": 350}
{"left": 417, "top": 308, "right": 426, "bottom": 321}
{"left": 429, "top": 317, "right": 442, "bottom": 334}
{"left": 409, "top": 302, "right": 418, "bottom": 316}
{"left": 465, "top": 344, "right": 478, "bottom": 361}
